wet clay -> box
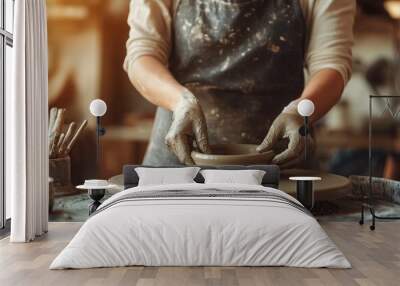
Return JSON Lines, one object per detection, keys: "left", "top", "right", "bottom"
{"left": 191, "top": 143, "right": 275, "bottom": 166}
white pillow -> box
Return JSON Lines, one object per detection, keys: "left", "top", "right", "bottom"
{"left": 200, "top": 169, "right": 266, "bottom": 185}
{"left": 135, "top": 167, "right": 201, "bottom": 186}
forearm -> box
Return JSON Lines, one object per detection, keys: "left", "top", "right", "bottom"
{"left": 300, "top": 69, "right": 345, "bottom": 122}
{"left": 259, "top": 69, "right": 342, "bottom": 164}
{"left": 128, "top": 56, "right": 185, "bottom": 111}
{"left": 298, "top": 0, "right": 354, "bottom": 122}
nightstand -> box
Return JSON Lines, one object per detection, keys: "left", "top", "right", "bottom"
{"left": 289, "top": 176, "right": 322, "bottom": 210}
{"left": 77, "top": 180, "right": 116, "bottom": 215}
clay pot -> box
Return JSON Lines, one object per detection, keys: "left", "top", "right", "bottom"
{"left": 49, "top": 156, "right": 77, "bottom": 197}
{"left": 191, "top": 144, "right": 275, "bottom": 166}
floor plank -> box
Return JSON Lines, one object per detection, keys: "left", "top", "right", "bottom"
{"left": 0, "top": 222, "right": 399, "bottom": 286}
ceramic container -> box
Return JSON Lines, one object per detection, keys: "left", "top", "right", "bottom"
{"left": 191, "top": 144, "right": 275, "bottom": 166}
{"left": 49, "top": 156, "right": 77, "bottom": 197}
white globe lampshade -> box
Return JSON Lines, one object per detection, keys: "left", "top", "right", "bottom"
{"left": 90, "top": 99, "right": 107, "bottom": 117}
{"left": 297, "top": 99, "right": 315, "bottom": 117}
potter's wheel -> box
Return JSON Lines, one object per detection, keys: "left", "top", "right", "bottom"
{"left": 280, "top": 169, "right": 352, "bottom": 201}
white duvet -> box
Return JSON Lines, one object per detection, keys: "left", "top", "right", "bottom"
{"left": 50, "top": 183, "right": 350, "bottom": 269}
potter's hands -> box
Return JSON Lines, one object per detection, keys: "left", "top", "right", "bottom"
{"left": 256, "top": 113, "right": 314, "bottom": 168}
{"left": 165, "top": 89, "right": 211, "bottom": 165}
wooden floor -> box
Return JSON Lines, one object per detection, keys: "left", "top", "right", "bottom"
{"left": 0, "top": 222, "right": 399, "bottom": 286}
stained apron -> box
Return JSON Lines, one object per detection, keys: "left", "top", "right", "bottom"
{"left": 144, "top": 0, "right": 306, "bottom": 165}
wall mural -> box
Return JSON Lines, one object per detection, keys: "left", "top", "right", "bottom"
{"left": 47, "top": 0, "right": 400, "bottom": 223}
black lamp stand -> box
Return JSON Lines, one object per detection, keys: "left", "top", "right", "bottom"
{"left": 294, "top": 115, "right": 315, "bottom": 211}
{"left": 299, "top": 116, "right": 310, "bottom": 165}
{"left": 304, "top": 116, "right": 309, "bottom": 164}
{"left": 88, "top": 117, "right": 106, "bottom": 215}
{"left": 95, "top": 116, "right": 106, "bottom": 175}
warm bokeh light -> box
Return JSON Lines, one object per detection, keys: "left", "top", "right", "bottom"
{"left": 385, "top": 1, "right": 400, "bottom": 19}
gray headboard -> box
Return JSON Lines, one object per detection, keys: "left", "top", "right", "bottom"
{"left": 123, "top": 165, "right": 280, "bottom": 189}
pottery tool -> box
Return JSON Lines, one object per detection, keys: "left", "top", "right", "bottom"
{"left": 48, "top": 107, "right": 58, "bottom": 151}
{"left": 56, "top": 133, "right": 65, "bottom": 150}
{"left": 48, "top": 107, "right": 58, "bottom": 135}
{"left": 58, "top": 122, "right": 76, "bottom": 155}
{"left": 49, "top": 108, "right": 66, "bottom": 158}
{"left": 64, "top": 120, "right": 88, "bottom": 155}
{"left": 53, "top": 133, "right": 64, "bottom": 157}
{"left": 48, "top": 108, "right": 88, "bottom": 158}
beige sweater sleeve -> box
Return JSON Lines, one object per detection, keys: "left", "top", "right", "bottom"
{"left": 124, "top": 0, "right": 355, "bottom": 85}
{"left": 302, "top": 0, "right": 356, "bottom": 84}
{"left": 123, "top": 0, "right": 173, "bottom": 76}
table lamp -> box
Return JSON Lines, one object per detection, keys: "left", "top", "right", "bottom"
{"left": 297, "top": 99, "right": 315, "bottom": 164}
{"left": 89, "top": 99, "right": 107, "bottom": 172}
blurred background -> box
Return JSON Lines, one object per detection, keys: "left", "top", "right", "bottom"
{"left": 47, "top": 0, "right": 154, "bottom": 185}
{"left": 47, "top": 0, "right": 400, "bottom": 220}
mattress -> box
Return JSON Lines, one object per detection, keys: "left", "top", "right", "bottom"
{"left": 50, "top": 183, "right": 350, "bottom": 269}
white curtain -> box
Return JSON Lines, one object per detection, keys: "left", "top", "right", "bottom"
{"left": 8, "top": 0, "right": 49, "bottom": 242}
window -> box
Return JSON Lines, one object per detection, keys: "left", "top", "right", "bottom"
{"left": 1, "top": 0, "right": 14, "bottom": 230}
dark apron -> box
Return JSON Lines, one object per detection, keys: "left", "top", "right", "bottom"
{"left": 144, "top": 0, "right": 306, "bottom": 165}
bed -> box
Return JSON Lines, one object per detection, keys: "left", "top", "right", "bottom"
{"left": 50, "top": 165, "right": 350, "bottom": 269}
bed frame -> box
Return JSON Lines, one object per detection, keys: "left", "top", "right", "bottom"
{"left": 123, "top": 165, "right": 280, "bottom": 189}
